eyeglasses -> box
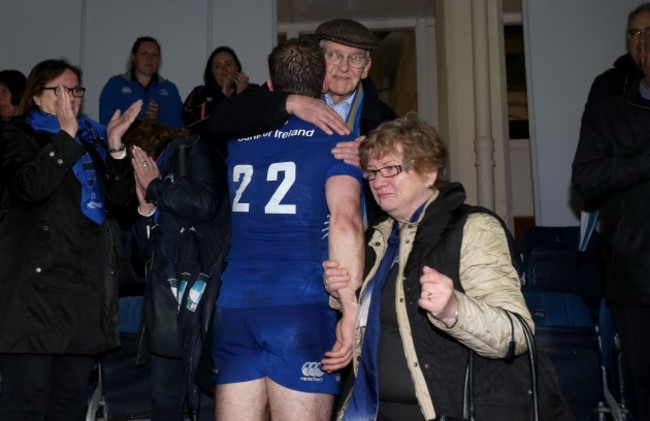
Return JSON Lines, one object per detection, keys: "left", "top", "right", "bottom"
{"left": 324, "top": 50, "right": 368, "bottom": 69}
{"left": 363, "top": 164, "right": 408, "bottom": 180}
{"left": 41, "top": 87, "right": 86, "bottom": 98}
{"left": 626, "top": 27, "right": 650, "bottom": 39}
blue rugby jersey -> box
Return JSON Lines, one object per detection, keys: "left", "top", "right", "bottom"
{"left": 219, "top": 117, "right": 363, "bottom": 308}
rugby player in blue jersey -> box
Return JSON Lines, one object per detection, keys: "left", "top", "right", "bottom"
{"left": 212, "top": 38, "right": 365, "bottom": 421}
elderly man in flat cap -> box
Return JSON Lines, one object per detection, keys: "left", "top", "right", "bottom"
{"left": 208, "top": 18, "right": 396, "bottom": 222}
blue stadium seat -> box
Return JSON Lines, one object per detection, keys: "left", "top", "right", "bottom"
{"left": 525, "top": 247, "right": 604, "bottom": 322}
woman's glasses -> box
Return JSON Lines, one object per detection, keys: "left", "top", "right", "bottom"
{"left": 363, "top": 164, "right": 409, "bottom": 180}
{"left": 41, "top": 87, "right": 86, "bottom": 98}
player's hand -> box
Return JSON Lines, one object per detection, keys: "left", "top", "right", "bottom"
{"left": 321, "top": 315, "right": 355, "bottom": 373}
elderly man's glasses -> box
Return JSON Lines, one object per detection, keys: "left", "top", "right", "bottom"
{"left": 324, "top": 50, "right": 368, "bottom": 68}
{"left": 41, "top": 87, "right": 86, "bottom": 98}
{"left": 363, "top": 164, "right": 408, "bottom": 180}
{"left": 627, "top": 27, "right": 650, "bottom": 39}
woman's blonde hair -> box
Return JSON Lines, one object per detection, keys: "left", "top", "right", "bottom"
{"left": 360, "top": 112, "right": 448, "bottom": 187}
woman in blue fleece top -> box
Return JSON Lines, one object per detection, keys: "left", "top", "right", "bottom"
{"left": 99, "top": 36, "right": 183, "bottom": 128}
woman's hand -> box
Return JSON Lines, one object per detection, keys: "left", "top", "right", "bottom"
{"left": 131, "top": 145, "right": 160, "bottom": 192}
{"left": 322, "top": 259, "right": 351, "bottom": 299}
{"left": 418, "top": 266, "right": 460, "bottom": 328}
{"left": 286, "top": 95, "right": 350, "bottom": 136}
{"left": 134, "top": 175, "right": 155, "bottom": 215}
{"left": 55, "top": 84, "right": 78, "bottom": 138}
{"left": 145, "top": 99, "right": 159, "bottom": 120}
{"left": 232, "top": 71, "right": 250, "bottom": 95}
{"left": 107, "top": 100, "right": 143, "bottom": 151}
{"left": 331, "top": 135, "right": 364, "bottom": 167}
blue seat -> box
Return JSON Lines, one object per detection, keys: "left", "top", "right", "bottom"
{"left": 522, "top": 290, "right": 613, "bottom": 419}
{"left": 525, "top": 247, "right": 604, "bottom": 322}
{"left": 535, "top": 326, "right": 607, "bottom": 420}
{"left": 520, "top": 226, "right": 601, "bottom": 264}
{"left": 523, "top": 291, "right": 593, "bottom": 328}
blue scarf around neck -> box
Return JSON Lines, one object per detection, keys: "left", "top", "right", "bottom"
{"left": 28, "top": 110, "right": 108, "bottom": 224}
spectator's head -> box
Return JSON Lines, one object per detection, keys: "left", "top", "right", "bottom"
{"left": 627, "top": 3, "right": 650, "bottom": 64}
{"left": 360, "top": 113, "right": 448, "bottom": 221}
{"left": 123, "top": 118, "right": 190, "bottom": 160}
{"left": 314, "top": 19, "right": 378, "bottom": 103}
{"left": 130, "top": 36, "right": 161, "bottom": 77}
{"left": 267, "top": 38, "right": 325, "bottom": 98}
{"left": 20, "top": 59, "right": 83, "bottom": 117}
{"left": 204, "top": 46, "right": 243, "bottom": 89}
{"left": 0, "top": 69, "right": 26, "bottom": 119}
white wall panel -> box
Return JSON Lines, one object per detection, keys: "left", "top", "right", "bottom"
{"left": 1, "top": 0, "right": 84, "bottom": 77}
{"left": 522, "top": 0, "right": 640, "bottom": 226}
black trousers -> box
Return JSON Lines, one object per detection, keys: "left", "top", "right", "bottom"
{"left": 0, "top": 353, "right": 95, "bottom": 421}
{"left": 610, "top": 304, "right": 650, "bottom": 421}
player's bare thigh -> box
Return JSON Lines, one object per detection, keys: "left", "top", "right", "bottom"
{"left": 215, "top": 379, "right": 269, "bottom": 421}
{"left": 267, "top": 377, "right": 335, "bottom": 421}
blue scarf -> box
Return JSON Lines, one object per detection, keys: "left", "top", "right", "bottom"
{"left": 344, "top": 223, "right": 400, "bottom": 421}
{"left": 344, "top": 205, "right": 426, "bottom": 420}
{"left": 29, "top": 110, "right": 108, "bottom": 224}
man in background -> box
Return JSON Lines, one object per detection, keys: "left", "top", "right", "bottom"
{"left": 572, "top": 27, "right": 650, "bottom": 421}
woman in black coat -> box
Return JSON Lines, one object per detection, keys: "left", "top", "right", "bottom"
{"left": 124, "top": 119, "right": 228, "bottom": 420}
{"left": 0, "top": 59, "right": 141, "bottom": 420}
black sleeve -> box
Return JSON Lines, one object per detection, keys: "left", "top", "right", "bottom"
{"left": 206, "top": 85, "right": 291, "bottom": 141}
{"left": 145, "top": 139, "right": 227, "bottom": 223}
{"left": 182, "top": 86, "right": 208, "bottom": 128}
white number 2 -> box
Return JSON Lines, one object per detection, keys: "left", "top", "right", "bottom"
{"left": 232, "top": 162, "right": 296, "bottom": 214}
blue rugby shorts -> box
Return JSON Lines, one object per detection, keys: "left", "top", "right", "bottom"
{"left": 211, "top": 304, "right": 341, "bottom": 395}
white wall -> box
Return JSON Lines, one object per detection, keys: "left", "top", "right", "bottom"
{"left": 1, "top": 0, "right": 275, "bottom": 121}
{"left": 522, "top": 0, "right": 640, "bottom": 226}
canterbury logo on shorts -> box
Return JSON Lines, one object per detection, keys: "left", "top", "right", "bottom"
{"left": 300, "top": 361, "right": 325, "bottom": 382}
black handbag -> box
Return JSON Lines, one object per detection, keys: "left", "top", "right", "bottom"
{"left": 462, "top": 311, "right": 539, "bottom": 421}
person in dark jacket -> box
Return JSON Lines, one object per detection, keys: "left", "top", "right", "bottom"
{"left": 323, "top": 113, "right": 571, "bottom": 421}
{"left": 572, "top": 29, "right": 650, "bottom": 421}
{"left": 123, "top": 119, "right": 228, "bottom": 421}
{"left": 584, "top": 3, "right": 650, "bottom": 109}
{"left": 0, "top": 69, "right": 26, "bottom": 124}
{"left": 0, "top": 59, "right": 141, "bottom": 420}
{"left": 182, "top": 46, "right": 258, "bottom": 156}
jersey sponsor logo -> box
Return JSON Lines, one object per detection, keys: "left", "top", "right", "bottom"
{"left": 300, "top": 361, "right": 325, "bottom": 382}
{"left": 121, "top": 86, "right": 132, "bottom": 95}
{"left": 237, "top": 128, "right": 316, "bottom": 142}
{"left": 158, "top": 88, "right": 170, "bottom": 96}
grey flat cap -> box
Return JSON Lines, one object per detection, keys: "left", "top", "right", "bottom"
{"left": 315, "top": 19, "right": 379, "bottom": 50}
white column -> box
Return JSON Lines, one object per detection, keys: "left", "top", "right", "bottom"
{"left": 471, "top": 0, "right": 496, "bottom": 210}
